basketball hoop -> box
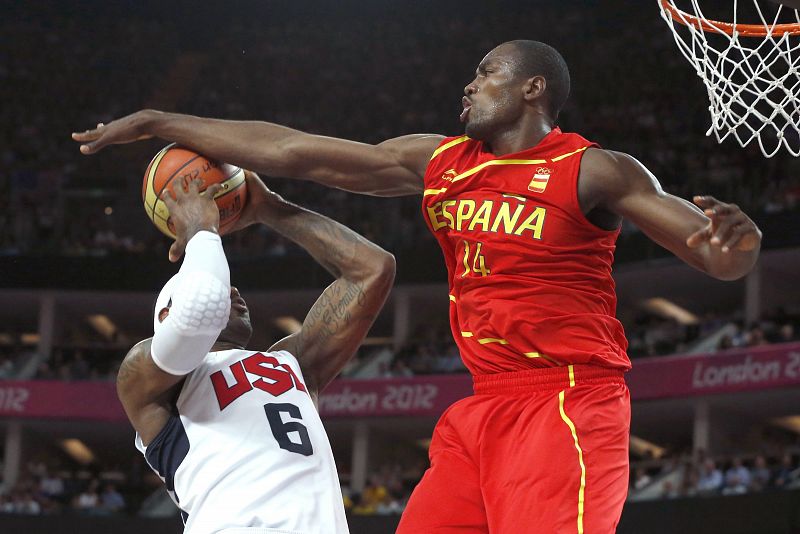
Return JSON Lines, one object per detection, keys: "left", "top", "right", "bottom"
{"left": 659, "top": 0, "right": 800, "bottom": 157}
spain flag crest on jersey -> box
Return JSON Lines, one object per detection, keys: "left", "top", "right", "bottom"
{"left": 528, "top": 167, "right": 552, "bottom": 193}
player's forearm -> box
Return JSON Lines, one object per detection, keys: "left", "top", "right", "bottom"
{"left": 148, "top": 111, "right": 430, "bottom": 197}
{"left": 256, "top": 196, "right": 395, "bottom": 281}
{"left": 145, "top": 110, "right": 306, "bottom": 178}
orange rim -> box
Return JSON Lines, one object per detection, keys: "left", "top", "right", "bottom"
{"left": 661, "top": 0, "right": 800, "bottom": 37}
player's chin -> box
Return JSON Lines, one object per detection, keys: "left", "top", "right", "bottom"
{"left": 464, "top": 119, "right": 487, "bottom": 141}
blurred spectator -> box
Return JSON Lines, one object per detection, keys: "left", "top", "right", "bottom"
{"left": 360, "top": 474, "right": 389, "bottom": 512}
{"left": 773, "top": 454, "right": 797, "bottom": 489}
{"left": 696, "top": 459, "right": 723, "bottom": 495}
{"left": 99, "top": 483, "right": 125, "bottom": 514}
{"left": 13, "top": 491, "right": 42, "bottom": 515}
{"left": 69, "top": 351, "right": 90, "bottom": 381}
{"left": 633, "top": 467, "right": 652, "bottom": 491}
{"left": 722, "top": 458, "right": 750, "bottom": 495}
{"left": 39, "top": 471, "right": 66, "bottom": 501}
{"left": 0, "top": 355, "right": 14, "bottom": 378}
{"left": 72, "top": 479, "right": 100, "bottom": 514}
{"left": 750, "top": 455, "right": 771, "bottom": 492}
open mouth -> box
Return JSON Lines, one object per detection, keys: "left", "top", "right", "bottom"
{"left": 460, "top": 97, "right": 472, "bottom": 123}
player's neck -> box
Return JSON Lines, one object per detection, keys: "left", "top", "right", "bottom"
{"left": 211, "top": 341, "right": 246, "bottom": 352}
{"left": 485, "top": 119, "right": 552, "bottom": 157}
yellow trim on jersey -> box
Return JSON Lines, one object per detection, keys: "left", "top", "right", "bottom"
{"left": 460, "top": 335, "right": 562, "bottom": 365}
{"left": 568, "top": 365, "right": 576, "bottom": 388}
{"left": 559, "top": 390, "right": 586, "bottom": 534}
{"left": 430, "top": 136, "right": 471, "bottom": 160}
{"left": 449, "top": 295, "right": 457, "bottom": 302}
{"left": 502, "top": 193, "right": 526, "bottom": 201}
{"left": 478, "top": 337, "right": 509, "bottom": 345}
{"left": 461, "top": 241, "right": 471, "bottom": 277}
{"left": 524, "top": 352, "right": 562, "bottom": 366}
{"left": 450, "top": 158, "right": 547, "bottom": 184}
{"left": 423, "top": 188, "right": 448, "bottom": 197}
{"left": 551, "top": 146, "right": 588, "bottom": 163}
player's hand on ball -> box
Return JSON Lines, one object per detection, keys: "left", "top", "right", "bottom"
{"left": 686, "top": 195, "right": 762, "bottom": 253}
{"left": 72, "top": 110, "right": 157, "bottom": 154}
{"left": 161, "top": 178, "right": 223, "bottom": 263}
{"left": 229, "top": 171, "right": 285, "bottom": 232}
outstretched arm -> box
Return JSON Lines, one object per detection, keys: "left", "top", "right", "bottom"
{"left": 235, "top": 174, "right": 395, "bottom": 396}
{"left": 582, "top": 148, "right": 761, "bottom": 281}
{"left": 72, "top": 110, "right": 442, "bottom": 197}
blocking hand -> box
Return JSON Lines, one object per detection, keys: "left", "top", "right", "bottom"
{"left": 71, "top": 110, "right": 156, "bottom": 154}
{"left": 686, "top": 196, "right": 762, "bottom": 253}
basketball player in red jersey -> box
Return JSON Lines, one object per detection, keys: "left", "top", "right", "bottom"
{"left": 74, "top": 40, "right": 761, "bottom": 533}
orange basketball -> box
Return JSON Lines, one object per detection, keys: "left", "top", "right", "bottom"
{"left": 142, "top": 144, "right": 247, "bottom": 238}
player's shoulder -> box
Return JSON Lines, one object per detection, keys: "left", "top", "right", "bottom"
{"left": 579, "top": 148, "right": 657, "bottom": 204}
{"left": 582, "top": 148, "right": 652, "bottom": 184}
{"left": 123, "top": 338, "right": 153, "bottom": 366}
{"left": 582, "top": 147, "right": 638, "bottom": 171}
{"left": 378, "top": 133, "right": 445, "bottom": 153}
{"left": 377, "top": 134, "right": 447, "bottom": 180}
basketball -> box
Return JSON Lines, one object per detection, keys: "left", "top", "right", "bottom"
{"left": 142, "top": 144, "right": 247, "bottom": 238}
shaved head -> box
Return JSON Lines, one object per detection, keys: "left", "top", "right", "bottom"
{"left": 505, "top": 40, "right": 571, "bottom": 120}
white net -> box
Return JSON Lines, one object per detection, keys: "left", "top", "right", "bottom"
{"left": 659, "top": 0, "right": 800, "bottom": 157}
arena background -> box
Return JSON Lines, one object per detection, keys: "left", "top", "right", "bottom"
{"left": 1, "top": 0, "right": 800, "bottom": 532}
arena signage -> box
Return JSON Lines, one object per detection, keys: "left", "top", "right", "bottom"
{"left": 318, "top": 376, "right": 473, "bottom": 418}
{"left": 625, "top": 342, "right": 800, "bottom": 400}
{"left": 0, "top": 381, "right": 124, "bottom": 420}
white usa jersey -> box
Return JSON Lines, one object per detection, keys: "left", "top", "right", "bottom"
{"left": 135, "top": 349, "right": 349, "bottom": 534}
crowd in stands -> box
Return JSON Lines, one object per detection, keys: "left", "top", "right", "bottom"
{"left": 0, "top": 460, "right": 144, "bottom": 516}
{"left": 631, "top": 450, "right": 800, "bottom": 501}
{"left": 341, "top": 463, "right": 425, "bottom": 517}
{"left": 626, "top": 307, "right": 800, "bottom": 358}
{"left": 3, "top": 0, "right": 800, "bottom": 262}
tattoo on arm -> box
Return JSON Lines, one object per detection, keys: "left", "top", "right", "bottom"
{"left": 261, "top": 198, "right": 382, "bottom": 279}
{"left": 295, "top": 276, "right": 389, "bottom": 392}
{"left": 117, "top": 344, "right": 150, "bottom": 390}
{"left": 298, "top": 279, "right": 368, "bottom": 349}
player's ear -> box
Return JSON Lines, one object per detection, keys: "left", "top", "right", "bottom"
{"left": 523, "top": 75, "right": 546, "bottom": 102}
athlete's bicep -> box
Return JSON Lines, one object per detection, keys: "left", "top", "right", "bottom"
{"left": 287, "top": 133, "right": 443, "bottom": 197}
{"left": 116, "top": 339, "right": 185, "bottom": 445}
{"left": 596, "top": 150, "right": 710, "bottom": 271}
{"left": 270, "top": 257, "right": 395, "bottom": 394}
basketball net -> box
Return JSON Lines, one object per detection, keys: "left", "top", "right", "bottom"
{"left": 659, "top": 0, "right": 800, "bottom": 157}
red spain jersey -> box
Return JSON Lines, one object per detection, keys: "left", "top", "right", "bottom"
{"left": 421, "top": 128, "right": 630, "bottom": 375}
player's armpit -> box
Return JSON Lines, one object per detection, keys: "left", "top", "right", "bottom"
{"left": 271, "top": 259, "right": 395, "bottom": 396}
{"left": 589, "top": 149, "right": 760, "bottom": 280}
{"left": 116, "top": 338, "right": 185, "bottom": 445}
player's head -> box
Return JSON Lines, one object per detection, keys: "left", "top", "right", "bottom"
{"left": 463, "top": 40, "right": 570, "bottom": 140}
{"left": 156, "top": 286, "right": 253, "bottom": 348}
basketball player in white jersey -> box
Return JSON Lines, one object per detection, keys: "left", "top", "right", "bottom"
{"left": 116, "top": 172, "right": 395, "bottom": 534}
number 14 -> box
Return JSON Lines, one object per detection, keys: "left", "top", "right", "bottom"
{"left": 461, "top": 241, "right": 490, "bottom": 277}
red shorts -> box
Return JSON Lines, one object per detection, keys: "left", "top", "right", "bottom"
{"left": 396, "top": 365, "right": 630, "bottom": 534}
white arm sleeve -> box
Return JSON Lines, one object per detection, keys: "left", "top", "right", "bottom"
{"left": 151, "top": 231, "right": 231, "bottom": 376}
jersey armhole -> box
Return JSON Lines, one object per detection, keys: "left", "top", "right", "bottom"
{"left": 571, "top": 145, "right": 621, "bottom": 235}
